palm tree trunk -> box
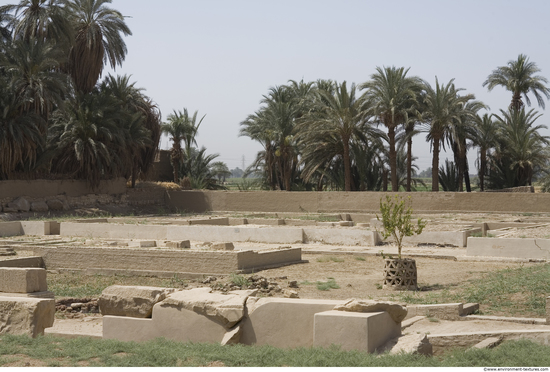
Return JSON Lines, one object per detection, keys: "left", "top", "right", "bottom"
{"left": 464, "top": 154, "right": 471, "bottom": 192}
{"left": 343, "top": 139, "right": 352, "bottom": 192}
{"left": 480, "top": 149, "right": 487, "bottom": 191}
{"left": 406, "top": 135, "right": 412, "bottom": 192}
{"left": 511, "top": 92, "right": 523, "bottom": 111}
{"left": 388, "top": 126, "right": 398, "bottom": 191}
{"left": 432, "top": 135, "right": 440, "bottom": 192}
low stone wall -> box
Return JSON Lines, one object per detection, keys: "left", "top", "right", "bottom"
{"left": 60, "top": 222, "right": 305, "bottom": 244}
{"left": 0, "top": 257, "right": 44, "bottom": 268}
{"left": 31, "top": 246, "right": 302, "bottom": 277}
{"left": 166, "top": 190, "right": 550, "bottom": 214}
{"left": 0, "top": 178, "right": 126, "bottom": 199}
{"left": 466, "top": 237, "right": 550, "bottom": 260}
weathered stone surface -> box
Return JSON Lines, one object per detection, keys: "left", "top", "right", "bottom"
{"left": 313, "top": 310, "right": 401, "bottom": 353}
{"left": 333, "top": 299, "right": 407, "bottom": 324}
{"left": 8, "top": 197, "right": 30, "bottom": 212}
{"left": 211, "top": 242, "right": 234, "bottom": 251}
{"left": 384, "top": 333, "right": 433, "bottom": 356}
{"left": 283, "top": 289, "right": 299, "bottom": 298}
{"left": 99, "top": 285, "right": 176, "bottom": 318}
{"left": 159, "top": 287, "right": 248, "bottom": 328}
{"left": 470, "top": 337, "right": 502, "bottom": 350}
{"left": 46, "top": 199, "right": 66, "bottom": 211}
{"left": 0, "top": 296, "right": 55, "bottom": 337}
{"left": 166, "top": 240, "right": 190, "bottom": 249}
{"left": 0, "top": 268, "right": 47, "bottom": 293}
{"left": 30, "top": 201, "right": 49, "bottom": 212}
{"left": 221, "top": 325, "right": 242, "bottom": 345}
{"left": 2, "top": 205, "right": 18, "bottom": 213}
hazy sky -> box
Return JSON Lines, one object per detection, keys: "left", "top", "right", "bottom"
{"left": 5, "top": 0, "right": 550, "bottom": 172}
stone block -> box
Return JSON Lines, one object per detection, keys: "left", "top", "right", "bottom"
{"left": 313, "top": 310, "right": 401, "bottom": 352}
{"left": 383, "top": 333, "right": 433, "bottom": 356}
{"left": 128, "top": 240, "right": 157, "bottom": 248}
{"left": 159, "top": 287, "right": 247, "bottom": 328}
{"left": 0, "top": 268, "right": 47, "bottom": 293}
{"left": 8, "top": 197, "right": 30, "bottom": 212}
{"left": 166, "top": 240, "right": 191, "bottom": 249}
{"left": 406, "top": 303, "right": 463, "bottom": 320}
{"left": 471, "top": 337, "right": 502, "bottom": 349}
{"left": 240, "top": 298, "right": 344, "bottom": 348}
{"left": 211, "top": 242, "right": 234, "bottom": 251}
{"left": 30, "top": 201, "right": 49, "bottom": 212}
{"left": 334, "top": 299, "right": 407, "bottom": 323}
{"left": 99, "top": 285, "right": 175, "bottom": 318}
{"left": 0, "top": 296, "right": 55, "bottom": 337}
{"left": 46, "top": 198, "right": 66, "bottom": 211}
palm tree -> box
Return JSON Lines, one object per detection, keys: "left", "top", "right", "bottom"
{"left": 1, "top": 37, "right": 69, "bottom": 121}
{"left": 65, "top": 0, "right": 131, "bottom": 93}
{"left": 483, "top": 54, "right": 550, "bottom": 111}
{"left": 0, "top": 79, "right": 44, "bottom": 178}
{"left": 210, "top": 161, "right": 231, "bottom": 183}
{"left": 1, "top": 0, "right": 72, "bottom": 44}
{"left": 447, "top": 100, "right": 487, "bottom": 191}
{"left": 161, "top": 109, "right": 205, "bottom": 184}
{"left": 470, "top": 113, "right": 498, "bottom": 191}
{"left": 100, "top": 74, "right": 160, "bottom": 187}
{"left": 297, "top": 81, "right": 374, "bottom": 191}
{"left": 420, "top": 78, "right": 476, "bottom": 191}
{"left": 492, "top": 108, "right": 549, "bottom": 186}
{"left": 239, "top": 109, "right": 278, "bottom": 190}
{"left": 360, "top": 66, "right": 424, "bottom": 192}
{"left": 49, "top": 90, "right": 121, "bottom": 187}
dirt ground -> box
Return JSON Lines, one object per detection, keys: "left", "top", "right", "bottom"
{"left": 251, "top": 253, "right": 536, "bottom": 303}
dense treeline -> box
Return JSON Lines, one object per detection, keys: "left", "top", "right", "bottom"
{"left": 241, "top": 57, "right": 550, "bottom": 192}
{"left": 0, "top": 0, "right": 161, "bottom": 187}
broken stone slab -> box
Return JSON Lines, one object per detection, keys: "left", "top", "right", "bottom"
{"left": 159, "top": 287, "right": 248, "bottom": 328}
{"left": 7, "top": 197, "right": 30, "bottom": 212}
{"left": 221, "top": 324, "right": 242, "bottom": 345}
{"left": 333, "top": 299, "right": 407, "bottom": 324}
{"left": 0, "top": 296, "right": 55, "bottom": 337}
{"left": 30, "top": 201, "right": 49, "bottom": 212}
{"left": 166, "top": 240, "right": 191, "bottom": 249}
{"left": 211, "top": 242, "right": 235, "bottom": 251}
{"left": 99, "top": 285, "right": 176, "bottom": 318}
{"left": 0, "top": 268, "right": 48, "bottom": 293}
{"left": 382, "top": 333, "right": 433, "bottom": 356}
{"left": 470, "top": 336, "right": 503, "bottom": 350}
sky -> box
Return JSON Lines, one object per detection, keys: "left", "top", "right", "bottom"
{"left": 5, "top": 0, "right": 550, "bottom": 172}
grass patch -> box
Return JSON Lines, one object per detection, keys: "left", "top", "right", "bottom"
{"left": 316, "top": 278, "right": 340, "bottom": 291}
{"left": 0, "top": 336, "right": 549, "bottom": 367}
{"left": 229, "top": 273, "right": 250, "bottom": 287}
{"left": 354, "top": 256, "right": 366, "bottom": 261}
{"left": 48, "top": 272, "right": 189, "bottom": 298}
{"left": 391, "top": 263, "right": 550, "bottom": 317}
{"left": 316, "top": 256, "right": 344, "bottom": 263}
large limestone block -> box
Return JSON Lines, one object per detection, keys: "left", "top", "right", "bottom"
{"left": 0, "top": 268, "right": 47, "bottom": 293}
{"left": 103, "top": 304, "right": 228, "bottom": 344}
{"left": 99, "top": 285, "right": 175, "bottom": 318}
{"left": 0, "top": 296, "right": 55, "bottom": 337}
{"left": 383, "top": 333, "right": 433, "bottom": 356}
{"left": 313, "top": 310, "right": 401, "bottom": 353}
{"left": 333, "top": 299, "right": 407, "bottom": 324}
{"left": 240, "top": 298, "right": 344, "bottom": 348}
{"left": 159, "top": 287, "right": 248, "bottom": 328}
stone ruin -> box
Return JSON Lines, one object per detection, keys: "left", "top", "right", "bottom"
{"left": 0, "top": 267, "right": 55, "bottom": 337}
{"left": 99, "top": 285, "right": 432, "bottom": 355}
